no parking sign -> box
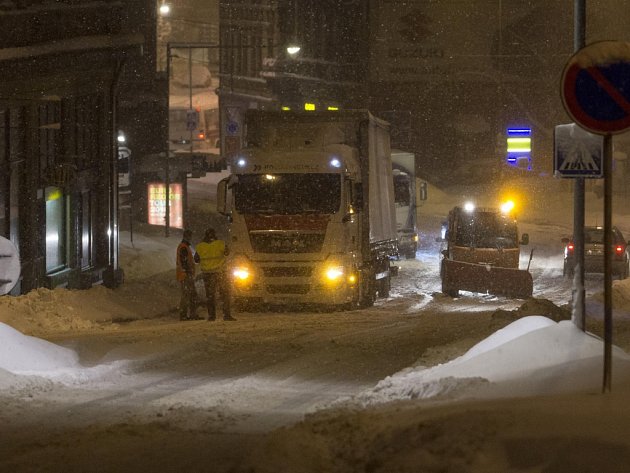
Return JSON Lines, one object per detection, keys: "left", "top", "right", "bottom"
{"left": 561, "top": 41, "right": 630, "bottom": 135}
{"left": 560, "top": 41, "right": 630, "bottom": 392}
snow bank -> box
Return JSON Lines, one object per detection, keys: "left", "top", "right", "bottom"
{"left": 0, "top": 286, "right": 143, "bottom": 335}
{"left": 351, "top": 316, "right": 630, "bottom": 405}
{"left": 0, "top": 321, "right": 135, "bottom": 390}
{"left": 592, "top": 277, "right": 630, "bottom": 314}
{"left": 0, "top": 322, "right": 79, "bottom": 373}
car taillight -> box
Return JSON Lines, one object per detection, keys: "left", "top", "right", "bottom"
{"left": 567, "top": 243, "right": 574, "bottom": 253}
{"left": 616, "top": 245, "right": 625, "bottom": 255}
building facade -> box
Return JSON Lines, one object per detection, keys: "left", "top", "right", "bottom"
{"left": 217, "top": 0, "right": 630, "bottom": 187}
{"left": 0, "top": 0, "right": 154, "bottom": 294}
{"left": 217, "top": 0, "right": 370, "bottom": 156}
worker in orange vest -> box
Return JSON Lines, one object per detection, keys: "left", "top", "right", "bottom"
{"left": 194, "top": 227, "right": 235, "bottom": 321}
{"left": 176, "top": 229, "right": 199, "bottom": 320}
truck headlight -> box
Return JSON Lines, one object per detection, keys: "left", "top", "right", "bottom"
{"left": 321, "top": 257, "right": 356, "bottom": 287}
{"left": 231, "top": 257, "right": 253, "bottom": 282}
{"left": 325, "top": 266, "right": 344, "bottom": 281}
{"left": 233, "top": 266, "right": 251, "bottom": 281}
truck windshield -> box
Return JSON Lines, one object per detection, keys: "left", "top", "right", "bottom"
{"left": 234, "top": 174, "right": 341, "bottom": 214}
{"left": 456, "top": 212, "right": 518, "bottom": 249}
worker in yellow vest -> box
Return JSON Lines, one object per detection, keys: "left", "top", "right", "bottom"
{"left": 194, "top": 228, "right": 235, "bottom": 321}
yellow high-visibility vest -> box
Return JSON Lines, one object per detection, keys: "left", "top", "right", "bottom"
{"left": 196, "top": 240, "right": 226, "bottom": 272}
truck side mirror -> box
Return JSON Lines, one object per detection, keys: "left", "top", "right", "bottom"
{"left": 520, "top": 233, "right": 529, "bottom": 246}
{"left": 419, "top": 181, "right": 428, "bottom": 201}
{"left": 216, "top": 178, "right": 230, "bottom": 215}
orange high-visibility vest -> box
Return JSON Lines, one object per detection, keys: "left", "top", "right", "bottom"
{"left": 176, "top": 240, "right": 195, "bottom": 282}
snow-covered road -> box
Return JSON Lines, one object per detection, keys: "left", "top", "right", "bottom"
{"left": 4, "top": 177, "right": 630, "bottom": 471}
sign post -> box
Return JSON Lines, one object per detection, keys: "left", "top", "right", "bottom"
{"left": 560, "top": 40, "right": 630, "bottom": 393}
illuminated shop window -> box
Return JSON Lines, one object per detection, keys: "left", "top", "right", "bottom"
{"left": 45, "top": 186, "right": 67, "bottom": 273}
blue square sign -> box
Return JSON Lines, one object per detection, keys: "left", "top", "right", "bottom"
{"left": 554, "top": 123, "right": 604, "bottom": 178}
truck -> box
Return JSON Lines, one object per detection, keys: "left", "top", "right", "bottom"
{"left": 438, "top": 203, "right": 533, "bottom": 298}
{"left": 391, "top": 150, "right": 421, "bottom": 259}
{"left": 216, "top": 110, "right": 398, "bottom": 309}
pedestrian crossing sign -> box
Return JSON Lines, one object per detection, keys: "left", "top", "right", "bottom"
{"left": 554, "top": 123, "right": 604, "bottom": 178}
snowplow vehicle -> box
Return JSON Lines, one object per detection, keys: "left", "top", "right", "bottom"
{"left": 438, "top": 204, "right": 533, "bottom": 298}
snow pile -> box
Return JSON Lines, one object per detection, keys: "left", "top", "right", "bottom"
{"left": 0, "top": 287, "right": 109, "bottom": 335}
{"left": 0, "top": 321, "right": 135, "bottom": 393}
{"left": 241, "top": 316, "right": 630, "bottom": 473}
{"left": 0, "top": 285, "right": 153, "bottom": 335}
{"left": 592, "top": 277, "right": 630, "bottom": 314}
{"left": 0, "top": 321, "right": 81, "bottom": 391}
{"left": 0, "top": 322, "right": 79, "bottom": 373}
{"left": 349, "top": 316, "right": 630, "bottom": 405}
{"left": 0, "top": 229, "right": 181, "bottom": 336}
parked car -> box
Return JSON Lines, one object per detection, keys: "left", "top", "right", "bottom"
{"left": 562, "top": 226, "right": 630, "bottom": 279}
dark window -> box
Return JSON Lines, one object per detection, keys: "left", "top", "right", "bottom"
{"left": 38, "top": 101, "right": 60, "bottom": 176}
{"left": 456, "top": 212, "right": 518, "bottom": 249}
{"left": 393, "top": 173, "right": 410, "bottom": 205}
{"left": 235, "top": 173, "right": 341, "bottom": 214}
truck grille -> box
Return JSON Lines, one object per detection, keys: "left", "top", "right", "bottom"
{"left": 263, "top": 266, "right": 313, "bottom": 277}
{"left": 250, "top": 233, "right": 325, "bottom": 254}
{"left": 266, "top": 284, "right": 311, "bottom": 295}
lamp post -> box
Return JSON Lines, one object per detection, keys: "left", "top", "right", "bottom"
{"left": 573, "top": 0, "right": 586, "bottom": 333}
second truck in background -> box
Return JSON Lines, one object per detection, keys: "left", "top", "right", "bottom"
{"left": 391, "top": 150, "right": 422, "bottom": 259}
{"left": 216, "top": 110, "right": 398, "bottom": 309}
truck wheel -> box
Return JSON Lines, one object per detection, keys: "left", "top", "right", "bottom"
{"left": 443, "top": 287, "right": 459, "bottom": 298}
{"left": 441, "top": 279, "right": 458, "bottom": 298}
{"left": 358, "top": 271, "right": 376, "bottom": 308}
{"left": 439, "top": 260, "right": 457, "bottom": 296}
{"left": 377, "top": 274, "right": 391, "bottom": 298}
{"left": 563, "top": 261, "right": 574, "bottom": 279}
{"left": 359, "top": 287, "right": 376, "bottom": 307}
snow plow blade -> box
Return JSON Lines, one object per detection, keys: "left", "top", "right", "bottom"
{"left": 441, "top": 259, "right": 533, "bottom": 298}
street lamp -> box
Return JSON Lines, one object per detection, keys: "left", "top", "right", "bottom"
{"left": 286, "top": 44, "right": 301, "bottom": 56}
{"left": 159, "top": 2, "right": 170, "bottom": 16}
